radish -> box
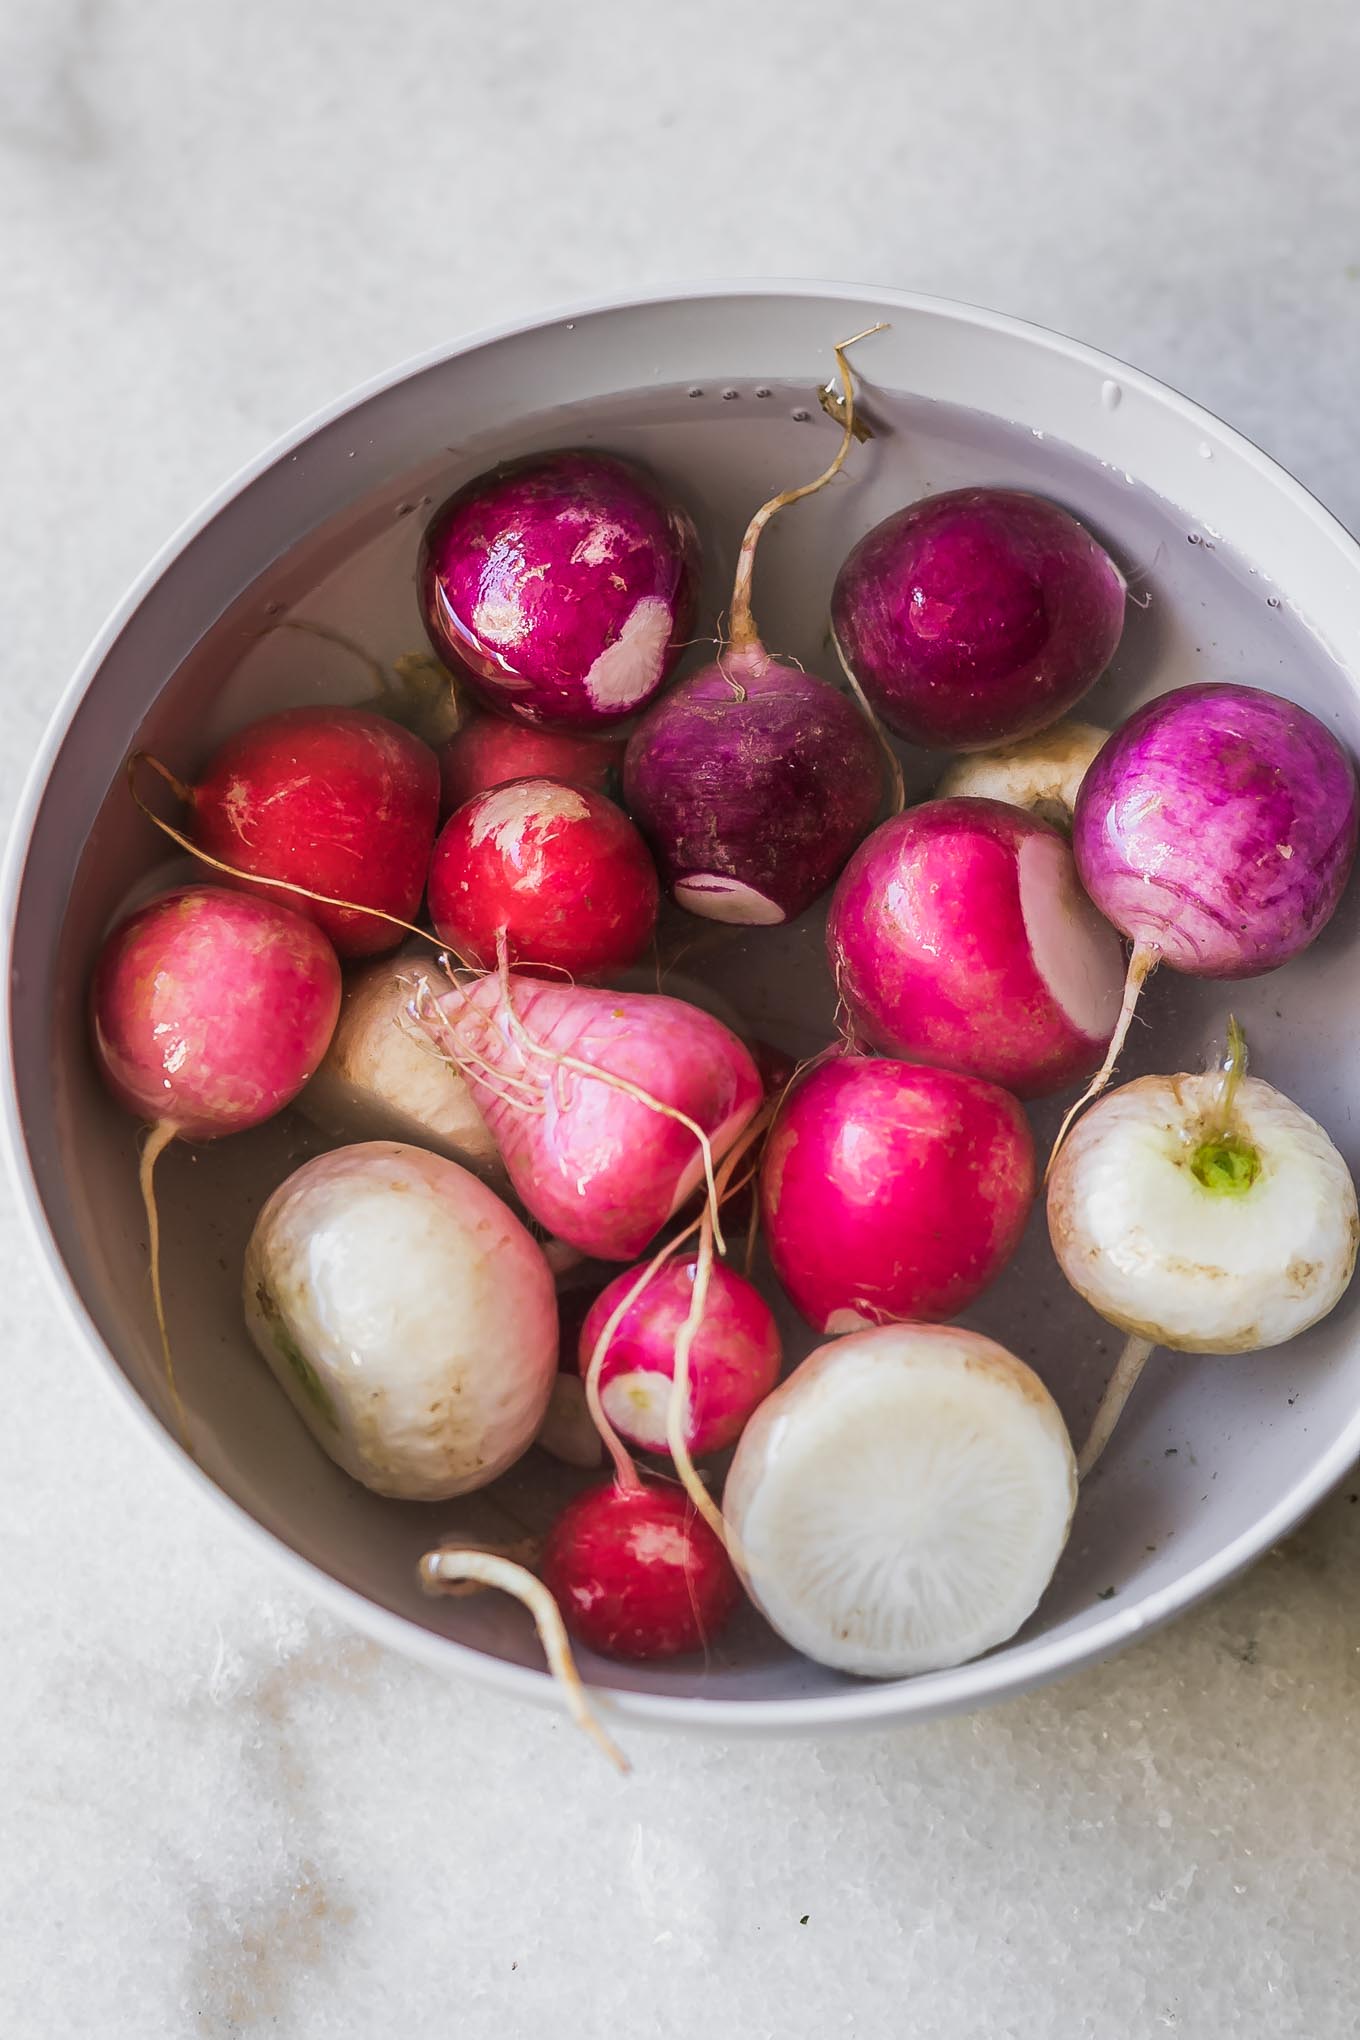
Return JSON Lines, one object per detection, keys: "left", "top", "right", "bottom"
{"left": 1062, "top": 683, "right": 1360, "bottom": 1141}
{"left": 244, "top": 1141, "right": 558, "bottom": 1499}
{"left": 143, "top": 706, "right": 440, "bottom": 958}
{"left": 415, "top": 968, "right": 762, "bottom": 1260}
{"left": 541, "top": 1479, "right": 741, "bottom": 1660}
{"left": 827, "top": 798, "right": 1124, "bottom": 1097}
{"left": 831, "top": 488, "right": 1125, "bottom": 750}
{"left": 623, "top": 331, "right": 886, "bottom": 926}
{"left": 427, "top": 777, "right": 659, "bottom": 977}
{"left": 1048, "top": 1021, "right": 1359, "bottom": 1472}
{"left": 536, "top": 1278, "right": 608, "bottom": 1470}
{"left": 438, "top": 713, "right": 624, "bottom": 817}
{"left": 724, "top": 1323, "right": 1076, "bottom": 1675}
{"left": 91, "top": 884, "right": 341, "bottom": 1435}
{"left": 297, "top": 948, "right": 503, "bottom": 1181}
{"left": 580, "top": 1255, "right": 781, "bottom": 1457}
{"left": 936, "top": 718, "right": 1109, "bottom": 832}
{"left": 759, "top": 1053, "right": 1035, "bottom": 1333}
{"left": 421, "top": 450, "right": 698, "bottom": 731}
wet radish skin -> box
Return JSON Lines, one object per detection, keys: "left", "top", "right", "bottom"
{"left": 190, "top": 706, "right": 440, "bottom": 958}
{"left": 421, "top": 452, "right": 699, "bottom": 732}
{"left": 92, "top": 885, "right": 341, "bottom": 1138}
{"left": 760, "top": 1053, "right": 1036, "bottom": 1333}
{"left": 437, "top": 714, "right": 624, "bottom": 817}
{"left": 1073, "top": 682, "right": 1360, "bottom": 976}
{"left": 832, "top": 488, "right": 1126, "bottom": 750}
{"left": 542, "top": 1481, "right": 741, "bottom": 1659}
{"left": 827, "top": 798, "right": 1123, "bottom": 1097}
{"left": 428, "top": 777, "right": 659, "bottom": 976}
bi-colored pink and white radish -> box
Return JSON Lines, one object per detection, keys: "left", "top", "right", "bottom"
{"left": 421, "top": 451, "right": 698, "bottom": 730}
{"left": 831, "top": 488, "right": 1126, "bottom": 750}
{"left": 428, "top": 777, "right": 659, "bottom": 976}
{"left": 828, "top": 798, "right": 1124, "bottom": 1097}
{"left": 437, "top": 714, "right": 624, "bottom": 817}
{"left": 936, "top": 718, "right": 1109, "bottom": 832}
{"left": 760, "top": 1053, "right": 1035, "bottom": 1333}
{"left": 542, "top": 1480, "right": 741, "bottom": 1660}
{"left": 725, "top": 1323, "right": 1077, "bottom": 1675}
{"left": 245, "top": 1140, "right": 558, "bottom": 1499}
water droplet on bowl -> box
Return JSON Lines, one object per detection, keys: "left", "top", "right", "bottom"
{"left": 688, "top": 387, "right": 704, "bottom": 399}
{"left": 721, "top": 389, "right": 739, "bottom": 402}
{"left": 755, "top": 386, "right": 772, "bottom": 399}
{"left": 1267, "top": 596, "right": 1282, "bottom": 609}
{"left": 1198, "top": 443, "right": 1213, "bottom": 460}
{"left": 1101, "top": 380, "right": 1122, "bottom": 411}
{"left": 792, "top": 408, "right": 811, "bottom": 423}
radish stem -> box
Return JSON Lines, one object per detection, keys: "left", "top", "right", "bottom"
{"left": 1076, "top": 1334, "right": 1156, "bottom": 1479}
{"left": 138, "top": 1117, "right": 190, "bottom": 1453}
{"left": 1047, "top": 942, "right": 1156, "bottom": 1178}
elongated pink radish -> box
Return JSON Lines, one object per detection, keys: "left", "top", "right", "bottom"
{"left": 438, "top": 714, "right": 624, "bottom": 816}
{"left": 541, "top": 1480, "right": 741, "bottom": 1659}
{"left": 828, "top": 797, "right": 1124, "bottom": 1098}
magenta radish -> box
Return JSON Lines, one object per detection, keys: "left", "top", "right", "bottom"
{"left": 580, "top": 1255, "right": 781, "bottom": 1457}
{"left": 427, "top": 777, "right": 659, "bottom": 977}
{"left": 724, "top": 1323, "right": 1076, "bottom": 1675}
{"left": 831, "top": 488, "right": 1126, "bottom": 750}
{"left": 759, "top": 1053, "right": 1035, "bottom": 1333}
{"left": 245, "top": 1141, "right": 558, "bottom": 1498}
{"left": 827, "top": 798, "right": 1124, "bottom": 1097}
{"left": 623, "top": 332, "right": 885, "bottom": 926}
{"left": 541, "top": 1479, "right": 741, "bottom": 1660}
{"left": 936, "top": 718, "right": 1109, "bottom": 832}
{"left": 416, "top": 971, "right": 762, "bottom": 1260}
{"left": 421, "top": 451, "right": 698, "bottom": 731}
{"left": 438, "top": 714, "right": 624, "bottom": 816}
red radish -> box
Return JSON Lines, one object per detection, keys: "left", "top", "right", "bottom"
{"left": 624, "top": 333, "right": 884, "bottom": 926}
{"left": 831, "top": 488, "right": 1126, "bottom": 750}
{"left": 438, "top": 714, "right": 624, "bottom": 817}
{"left": 541, "top": 1480, "right": 741, "bottom": 1659}
{"left": 827, "top": 798, "right": 1124, "bottom": 1097}
{"left": 427, "top": 777, "right": 659, "bottom": 976}
{"left": 421, "top": 451, "right": 698, "bottom": 731}
{"left": 417, "top": 971, "right": 762, "bottom": 1260}
{"left": 759, "top": 1053, "right": 1035, "bottom": 1333}
{"left": 167, "top": 706, "right": 439, "bottom": 958}
{"left": 580, "top": 1256, "right": 781, "bottom": 1457}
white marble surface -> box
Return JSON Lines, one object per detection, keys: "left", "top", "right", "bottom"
{"left": 5, "top": 2, "right": 1360, "bottom": 2033}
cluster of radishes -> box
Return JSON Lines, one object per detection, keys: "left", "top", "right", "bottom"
{"left": 88, "top": 337, "right": 1360, "bottom": 1764}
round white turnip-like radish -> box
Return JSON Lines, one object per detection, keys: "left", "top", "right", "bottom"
{"left": 827, "top": 798, "right": 1124, "bottom": 1098}
{"left": 760, "top": 1053, "right": 1035, "bottom": 1333}
{"left": 437, "top": 713, "right": 624, "bottom": 817}
{"left": 244, "top": 1141, "right": 558, "bottom": 1500}
{"left": 541, "top": 1479, "right": 742, "bottom": 1660}
{"left": 428, "top": 777, "right": 659, "bottom": 976}
{"left": 724, "top": 1323, "right": 1077, "bottom": 1676}
{"left": 580, "top": 1255, "right": 781, "bottom": 1457}
{"left": 831, "top": 488, "right": 1126, "bottom": 750}
{"left": 935, "top": 719, "right": 1109, "bottom": 832}
{"left": 421, "top": 450, "right": 698, "bottom": 731}
{"left": 298, "top": 948, "right": 503, "bottom": 1180}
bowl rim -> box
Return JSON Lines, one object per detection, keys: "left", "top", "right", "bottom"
{"left": 9, "top": 275, "right": 1360, "bottom": 1737}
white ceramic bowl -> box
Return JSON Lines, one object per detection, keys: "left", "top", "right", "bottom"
{"left": 9, "top": 281, "right": 1360, "bottom": 1738}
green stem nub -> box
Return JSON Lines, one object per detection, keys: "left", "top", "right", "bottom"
{"left": 1190, "top": 1134, "right": 1261, "bottom": 1196}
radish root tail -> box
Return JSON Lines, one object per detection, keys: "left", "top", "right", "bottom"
{"left": 664, "top": 1210, "right": 742, "bottom": 1561}
{"left": 138, "top": 1118, "right": 192, "bottom": 1455}
{"left": 831, "top": 626, "right": 905, "bottom": 817}
{"left": 1077, "top": 1334, "right": 1157, "bottom": 1480}
{"left": 1046, "top": 944, "right": 1156, "bottom": 1179}
{"left": 419, "top": 1548, "right": 628, "bottom": 1773}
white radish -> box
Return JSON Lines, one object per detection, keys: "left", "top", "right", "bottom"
{"left": 244, "top": 1141, "right": 557, "bottom": 1499}
{"left": 935, "top": 718, "right": 1108, "bottom": 831}
{"left": 724, "top": 1323, "right": 1076, "bottom": 1676}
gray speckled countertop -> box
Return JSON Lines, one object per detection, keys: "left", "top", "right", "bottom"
{"left": 4, "top": 2, "right": 1360, "bottom": 2033}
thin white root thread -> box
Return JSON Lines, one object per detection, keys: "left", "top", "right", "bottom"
{"left": 1077, "top": 1335, "right": 1157, "bottom": 1479}
{"left": 665, "top": 1211, "right": 740, "bottom": 1558}
{"left": 138, "top": 1119, "right": 192, "bottom": 1455}
{"left": 1047, "top": 944, "right": 1156, "bottom": 1180}
{"left": 419, "top": 1548, "right": 628, "bottom": 1773}
{"left": 832, "top": 627, "right": 905, "bottom": 817}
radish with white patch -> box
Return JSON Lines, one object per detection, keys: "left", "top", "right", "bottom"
{"left": 827, "top": 798, "right": 1124, "bottom": 1097}
{"left": 935, "top": 718, "right": 1109, "bottom": 832}
{"left": 244, "top": 1141, "right": 558, "bottom": 1499}
{"left": 831, "top": 488, "right": 1126, "bottom": 749}
{"left": 437, "top": 713, "right": 624, "bottom": 817}
{"left": 428, "top": 777, "right": 659, "bottom": 976}
{"left": 760, "top": 1053, "right": 1035, "bottom": 1333}
{"left": 580, "top": 1255, "right": 781, "bottom": 1457}
{"left": 623, "top": 331, "right": 886, "bottom": 927}
{"left": 1048, "top": 1022, "right": 1359, "bottom": 1472}
{"left": 421, "top": 451, "right": 698, "bottom": 730}
{"left": 724, "top": 1323, "right": 1077, "bottom": 1675}
{"left": 542, "top": 1479, "right": 741, "bottom": 1660}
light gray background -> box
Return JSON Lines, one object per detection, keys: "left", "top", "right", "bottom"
{"left": 4, "top": 3, "right": 1360, "bottom": 2034}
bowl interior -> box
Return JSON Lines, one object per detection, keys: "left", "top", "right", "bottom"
{"left": 13, "top": 286, "right": 1360, "bottom": 1726}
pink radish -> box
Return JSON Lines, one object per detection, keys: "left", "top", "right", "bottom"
{"left": 151, "top": 706, "right": 440, "bottom": 958}
{"left": 827, "top": 797, "right": 1124, "bottom": 1097}
{"left": 438, "top": 714, "right": 624, "bottom": 817}
{"left": 759, "top": 1053, "right": 1035, "bottom": 1333}
{"left": 416, "top": 971, "right": 762, "bottom": 1260}
{"left": 580, "top": 1255, "right": 781, "bottom": 1457}
{"left": 541, "top": 1480, "right": 741, "bottom": 1660}
{"left": 831, "top": 487, "right": 1126, "bottom": 750}
{"left": 421, "top": 451, "right": 698, "bottom": 731}
{"left": 427, "top": 777, "right": 659, "bottom": 977}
